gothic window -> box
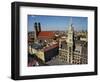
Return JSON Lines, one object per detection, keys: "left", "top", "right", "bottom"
{"left": 70, "top": 39, "right": 72, "bottom": 42}
{"left": 70, "top": 34, "right": 72, "bottom": 37}
{"left": 69, "top": 47, "right": 71, "bottom": 52}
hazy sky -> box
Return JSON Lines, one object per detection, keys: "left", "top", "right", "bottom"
{"left": 28, "top": 15, "right": 88, "bottom": 32}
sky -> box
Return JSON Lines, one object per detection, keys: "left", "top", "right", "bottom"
{"left": 28, "top": 15, "right": 88, "bottom": 32}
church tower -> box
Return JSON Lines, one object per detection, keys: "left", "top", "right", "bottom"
{"left": 67, "top": 18, "right": 74, "bottom": 64}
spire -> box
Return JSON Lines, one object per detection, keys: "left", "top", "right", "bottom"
{"left": 70, "top": 17, "right": 72, "bottom": 25}
{"left": 68, "top": 17, "right": 73, "bottom": 31}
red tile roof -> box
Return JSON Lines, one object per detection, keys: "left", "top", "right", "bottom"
{"left": 38, "top": 31, "right": 55, "bottom": 39}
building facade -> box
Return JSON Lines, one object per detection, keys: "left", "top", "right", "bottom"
{"left": 58, "top": 20, "right": 87, "bottom": 65}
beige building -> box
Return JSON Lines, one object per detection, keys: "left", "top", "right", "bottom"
{"left": 36, "top": 50, "right": 45, "bottom": 62}
{"left": 58, "top": 23, "right": 74, "bottom": 64}
{"left": 67, "top": 24, "right": 74, "bottom": 64}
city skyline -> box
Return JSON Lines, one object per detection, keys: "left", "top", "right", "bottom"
{"left": 28, "top": 15, "right": 88, "bottom": 66}
{"left": 28, "top": 15, "right": 88, "bottom": 32}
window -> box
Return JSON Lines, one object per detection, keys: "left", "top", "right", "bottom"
{"left": 70, "top": 39, "right": 72, "bottom": 42}
{"left": 69, "top": 47, "right": 71, "bottom": 52}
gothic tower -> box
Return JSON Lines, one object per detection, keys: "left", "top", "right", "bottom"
{"left": 67, "top": 18, "right": 74, "bottom": 64}
{"left": 34, "top": 22, "right": 38, "bottom": 41}
{"left": 38, "top": 22, "right": 41, "bottom": 32}
{"left": 34, "top": 22, "right": 41, "bottom": 41}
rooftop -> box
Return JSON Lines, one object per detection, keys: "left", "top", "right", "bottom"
{"left": 38, "top": 31, "right": 55, "bottom": 39}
